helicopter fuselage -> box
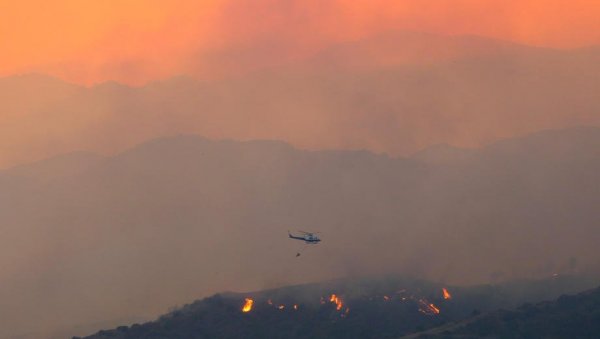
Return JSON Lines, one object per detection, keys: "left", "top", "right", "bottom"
{"left": 288, "top": 233, "right": 321, "bottom": 244}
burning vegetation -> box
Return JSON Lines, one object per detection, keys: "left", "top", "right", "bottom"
{"left": 89, "top": 277, "right": 595, "bottom": 339}
{"left": 239, "top": 285, "right": 452, "bottom": 320}
{"left": 241, "top": 298, "right": 254, "bottom": 313}
{"left": 418, "top": 299, "right": 441, "bottom": 315}
{"left": 328, "top": 294, "right": 351, "bottom": 316}
{"left": 329, "top": 294, "right": 344, "bottom": 311}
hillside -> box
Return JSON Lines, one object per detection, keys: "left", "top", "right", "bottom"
{"left": 79, "top": 275, "right": 598, "bottom": 339}
{"left": 416, "top": 285, "right": 600, "bottom": 338}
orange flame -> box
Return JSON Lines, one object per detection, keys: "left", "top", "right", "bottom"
{"left": 329, "top": 294, "right": 344, "bottom": 311}
{"left": 418, "top": 299, "right": 440, "bottom": 315}
{"left": 383, "top": 295, "right": 390, "bottom": 301}
{"left": 429, "top": 303, "right": 440, "bottom": 314}
{"left": 242, "top": 298, "right": 254, "bottom": 313}
{"left": 442, "top": 288, "right": 452, "bottom": 300}
{"left": 293, "top": 304, "right": 298, "bottom": 310}
{"left": 278, "top": 305, "right": 285, "bottom": 310}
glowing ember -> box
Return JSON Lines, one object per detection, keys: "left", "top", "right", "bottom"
{"left": 383, "top": 295, "right": 390, "bottom": 301}
{"left": 293, "top": 304, "right": 298, "bottom": 310}
{"left": 267, "top": 299, "right": 273, "bottom": 306}
{"left": 329, "top": 294, "right": 344, "bottom": 311}
{"left": 442, "top": 288, "right": 452, "bottom": 300}
{"left": 242, "top": 298, "right": 254, "bottom": 313}
{"left": 418, "top": 299, "right": 440, "bottom": 315}
{"left": 278, "top": 305, "right": 285, "bottom": 310}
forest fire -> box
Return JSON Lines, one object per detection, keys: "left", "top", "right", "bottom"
{"left": 443, "top": 288, "right": 452, "bottom": 300}
{"left": 242, "top": 298, "right": 254, "bottom": 313}
{"left": 329, "top": 294, "right": 344, "bottom": 311}
{"left": 241, "top": 288, "right": 442, "bottom": 317}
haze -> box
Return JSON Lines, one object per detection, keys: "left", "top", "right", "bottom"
{"left": 3, "top": 0, "right": 600, "bottom": 85}
{"left": 1, "top": 1, "right": 600, "bottom": 338}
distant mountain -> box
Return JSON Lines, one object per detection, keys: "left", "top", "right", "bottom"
{"left": 78, "top": 275, "right": 597, "bottom": 339}
{"left": 411, "top": 144, "right": 477, "bottom": 165}
{"left": 2, "top": 127, "right": 600, "bottom": 338}
{"left": 2, "top": 32, "right": 600, "bottom": 168}
{"left": 2, "top": 151, "right": 103, "bottom": 181}
{"left": 417, "top": 284, "right": 600, "bottom": 338}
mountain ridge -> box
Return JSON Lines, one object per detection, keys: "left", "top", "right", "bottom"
{"left": 2, "top": 30, "right": 600, "bottom": 167}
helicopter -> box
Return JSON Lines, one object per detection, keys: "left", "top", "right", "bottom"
{"left": 288, "top": 230, "right": 321, "bottom": 244}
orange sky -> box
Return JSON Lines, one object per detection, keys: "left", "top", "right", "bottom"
{"left": 2, "top": 0, "right": 600, "bottom": 85}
